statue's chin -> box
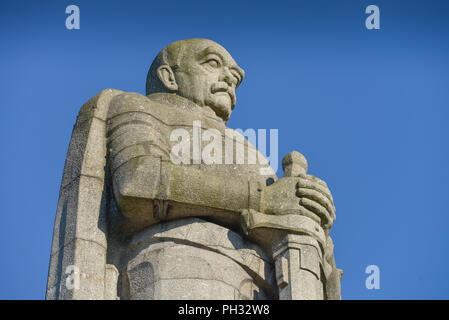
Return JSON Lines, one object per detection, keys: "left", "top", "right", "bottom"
{"left": 208, "top": 94, "right": 232, "bottom": 121}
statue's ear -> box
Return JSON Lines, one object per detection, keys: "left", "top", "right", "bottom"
{"left": 157, "top": 65, "right": 178, "bottom": 92}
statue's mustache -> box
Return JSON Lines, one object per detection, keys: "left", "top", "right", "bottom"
{"left": 211, "top": 82, "right": 236, "bottom": 107}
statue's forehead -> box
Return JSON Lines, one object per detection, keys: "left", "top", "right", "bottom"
{"left": 183, "top": 40, "right": 238, "bottom": 67}
{"left": 197, "top": 45, "right": 237, "bottom": 65}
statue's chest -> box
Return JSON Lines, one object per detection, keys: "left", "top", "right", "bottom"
{"left": 166, "top": 122, "right": 269, "bottom": 181}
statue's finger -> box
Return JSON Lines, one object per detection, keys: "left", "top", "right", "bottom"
{"left": 296, "top": 179, "right": 334, "bottom": 206}
{"left": 297, "top": 206, "right": 322, "bottom": 225}
{"left": 297, "top": 188, "right": 335, "bottom": 216}
{"left": 300, "top": 197, "right": 333, "bottom": 227}
{"left": 271, "top": 204, "right": 322, "bottom": 225}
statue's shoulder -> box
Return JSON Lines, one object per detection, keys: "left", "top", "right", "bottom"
{"left": 107, "top": 91, "right": 167, "bottom": 121}
{"left": 76, "top": 88, "right": 124, "bottom": 123}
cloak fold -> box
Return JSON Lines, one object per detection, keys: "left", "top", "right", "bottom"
{"left": 46, "top": 89, "right": 122, "bottom": 299}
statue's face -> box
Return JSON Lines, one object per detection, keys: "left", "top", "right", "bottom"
{"left": 174, "top": 40, "right": 244, "bottom": 121}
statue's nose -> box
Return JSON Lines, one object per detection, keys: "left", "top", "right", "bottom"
{"left": 220, "top": 67, "right": 236, "bottom": 87}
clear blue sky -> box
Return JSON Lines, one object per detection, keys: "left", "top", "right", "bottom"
{"left": 1, "top": 0, "right": 448, "bottom": 299}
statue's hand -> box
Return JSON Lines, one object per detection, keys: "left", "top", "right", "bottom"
{"left": 296, "top": 173, "right": 336, "bottom": 230}
{"left": 262, "top": 174, "right": 335, "bottom": 229}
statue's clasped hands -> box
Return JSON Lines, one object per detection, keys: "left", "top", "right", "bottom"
{"left": 262, "top": 151, "right": 336, "bottom": 231}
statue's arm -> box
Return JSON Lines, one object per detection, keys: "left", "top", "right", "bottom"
{"left": 106, "top": 93, "right": 261, "bottom": 226}
{"left": 112, "top": 155, "right": 253, "bottom": 214}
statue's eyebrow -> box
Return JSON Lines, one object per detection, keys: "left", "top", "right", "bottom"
{"left": 197, "top": 46, "right": 225, "bottom": 62}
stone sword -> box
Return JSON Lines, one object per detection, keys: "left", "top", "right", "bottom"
{"left": 272, "top": 151, "right": 326, "bottom": 300}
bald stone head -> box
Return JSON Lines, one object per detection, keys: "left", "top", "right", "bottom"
{"left": 146, "top": 39, "right": 245, "bottom": 122}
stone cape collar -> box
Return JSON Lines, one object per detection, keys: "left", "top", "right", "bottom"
{"left": 146, "top": 92, "right": 226, "bottom": 126}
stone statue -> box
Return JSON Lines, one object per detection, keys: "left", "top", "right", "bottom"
{"left": 46, "top": 39, "right": 342, "bottom": 300}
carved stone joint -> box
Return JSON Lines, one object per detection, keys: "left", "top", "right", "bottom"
{"left": 153, "top": 199, "right": 169, "bottom": 220}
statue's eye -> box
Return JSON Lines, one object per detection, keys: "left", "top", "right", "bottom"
{"left": 206, "top": 59, "right": 220, "bottom": 68}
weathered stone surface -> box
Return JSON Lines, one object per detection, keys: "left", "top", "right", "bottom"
{"left": 104, "top": 264, "right": 119, "bottom": 300}
{"left": 272, "top": 234, "right": 324, "bottom": 300}
{"left": 124, "top": 242, "right": 268, "bottom": 300}
{"left": 124, "top": 218, "right": 276, "bottom": 299}
{"left": 47, "top": 238, "right": 106, "bottom": 300}
{"left": 47, "top": 39, "right": 341, "bottom": 300}
{"left": 47, "top": 89, "right": 122, "bottom": 300}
